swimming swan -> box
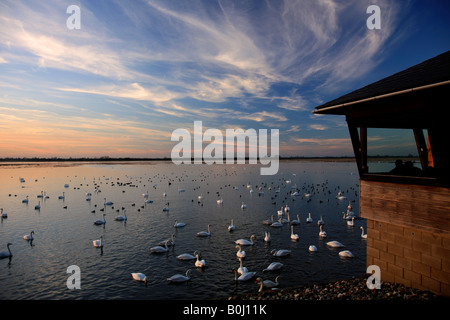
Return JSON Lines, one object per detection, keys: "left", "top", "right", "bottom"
{"left": 23, "top": 231, "right": 34, "bottom": 241}
{"left": 290, "top": 226, "right": 299, "bottom": 241}
{"left": 234, "top": 235, "right": 255, "bottom": 246}
{"left": 263, "top": 262, "right": 283, "bottom": 272}
{"left": 167, "top": 269, "right": 192, "bottom": 283}
{"left": 0, "top": 243, "right": 12, "bottom": 259}
{"left": 360, "top": 226, "right": 367, "bottom": 239}
{"left": 92, "top": 236, "right": 103, "bottom": 247}
{"left": 131, "top": 273, "right": 148, "bottom": 284}
{"left": 196, "top": 224, "right": 211, "bottom": 237}
{"left": 270, "top": 249, "right": 291, "bottom": 257}
{"left": 94, "top": 214, "right": 106, "bottom": 225}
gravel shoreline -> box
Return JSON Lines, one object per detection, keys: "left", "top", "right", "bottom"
{"left": 227, "top": 276, "right": 446, "bottom": 301}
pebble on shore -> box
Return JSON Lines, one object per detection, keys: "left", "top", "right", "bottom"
{"left": 228, "top": 276, "right": 443, "bottom": 301}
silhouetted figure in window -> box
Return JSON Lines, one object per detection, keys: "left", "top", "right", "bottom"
{"left": 404, "top": 161, "right": 423, "bottom": 176}
{"left": 390, "top": 160, "right": 405, "bottom": 175}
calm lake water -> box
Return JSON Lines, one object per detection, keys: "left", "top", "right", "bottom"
{"left": 0, "top": 160, "right": 365, "bottom": 300}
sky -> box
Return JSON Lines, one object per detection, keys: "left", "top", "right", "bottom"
{"left": 0, "top": 0, "right": 449, "bottom": 158}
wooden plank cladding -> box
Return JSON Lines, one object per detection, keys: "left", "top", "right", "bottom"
{"left": 360, "top": 180, "right": 450, "bottom": 235}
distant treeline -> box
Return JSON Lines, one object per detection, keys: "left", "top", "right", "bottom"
{"left": 0, "top": 155, "right": 423, "bottom": 163}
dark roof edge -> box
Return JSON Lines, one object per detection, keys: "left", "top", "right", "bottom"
{"left": 312, "top": 79, "right": 450, "bottom": 115}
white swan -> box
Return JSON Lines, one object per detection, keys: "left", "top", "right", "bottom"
{"left": 308, "top": 245, "right": 318, "bottom": 252}
{"left": 58, "top": 192, "right": 65, "bottom": 200}
{"left": 270, "top": 219, "right": 283, "bottom": 228}
{"left": 0, "top": 243, "right": 12, "bottom": 259}
{"left": 306, "top": 213, "right": 313, "bottom": 223}
{"left": 257, "top": 276, "right": 280, "bottom": 289}
{"left": 234, "top": 269, "right": 256, "bottom": 281}
{"left": 131, "top": 273, "right": 148, "bottom": 284}
{"left": 264, "top": 231, "right": 271, "bottom": 242}
{"left": 167, "top": 270, "right": 192, "bottom": 283}
{"left": 92, "top": 236, "right": 103, "bottom": 247}
{"left": 217, "top": 198, "right": 223, "bottom": 205}
{"left": 196, "top": 224, "right": 211, "bottom": 237}
{"left": 339, "top": 250, "right": 354, "bottom": 258}
{"left": 241, "top": 202, "right": 247, "bottom": 209}
{"left": 195, "top": 253, "right": 206, "bottom": 268}
{"left": 174, "top": 220, "right": 186, "bottom": 228}
{"left": 360, "top": 226, "right": 367, "bottom": 239}
{"left": 197, "top": 194, "right": 203, "bottom": 201}
{"left": 347, "top": 217, "right": 355, "bottom": 227}
{"left": 319, "top": 225, "right": 327, "bottom": 238}
{"left": 237, "top": 258, "right": 248, "bottom": 275}
{"left": 263, "top": 262, "right": 283, "bottom": 272}
{"left": 1, "top": 208, "right": 7, "bottom": 218}
{"left": 290, "top": 214, "right": 300, "bottom": 225}
{"left": 290, "top": 225, "right": 299, "bottom": 241}
{"left": 22, "top": 196, "right": 29, "bottom": 203}
{"left": 142, "top": 191, "right": 149, "bottom": 198}
{"left": 34, "top": 201, "right": 41, "bottom": 210}
{"left": 104, "top": 198, "right": 114, "bottom": 206}
{"left": 326, "top": 240, "right": 345, "bottom": 248}
{"left": 150, "top": 240, "right": 169, "bottom": 253}
{"left": 336, "top": 191, "right": 347, "bottom": 200}
{"left": 94, "top": 214, "right": 106, "bottom": 225}
{"left": 277, "top": 206, "right": 284, "bottom": 216}
{"left": 115, "top": 209, "right": 127, "bottom": 221}
{"left": 228, "top": 219, "right": 235, "bottom": 232}
{"left": 317, "top": 216, "right": 324, "bottom": 226}
{"left": 177, "top": 252, "right": 197, "bottom": 260}
{"left": 23, "top": 231, "right": 34, "bottom": 241}
{"left": 235, "top": 235, "right": 255, "bottom": 246}
{"left": 158, "top": 234, "right": 175, "bottom": 247}
{"left": 270, "top": 249, "right": 291, "bottom": 257}
{"left": 235, "top": 245, "right": 246, "bottom": 259}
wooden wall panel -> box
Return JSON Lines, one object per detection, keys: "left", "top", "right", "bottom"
{"left": 360, "top": 180, "right": 450, "bottom": 235}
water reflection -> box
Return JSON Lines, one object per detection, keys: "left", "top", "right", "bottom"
{"left": 0, "top": 160, "right": 364, "bottom": 300}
